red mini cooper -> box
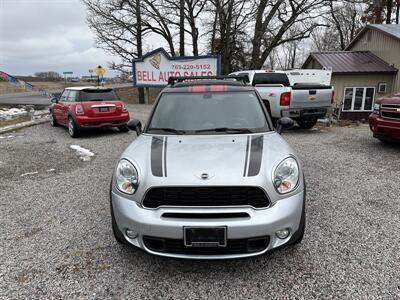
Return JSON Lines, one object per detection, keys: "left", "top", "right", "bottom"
{"left": 50, "top": 87, "right": 130, "bottom": 137}
{"left": 369, "top": 93, "right": 400, "bottom": 143}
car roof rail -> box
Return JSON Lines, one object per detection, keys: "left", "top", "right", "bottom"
{"left": 167, "top": 75, "right": 250, "bottom": 87}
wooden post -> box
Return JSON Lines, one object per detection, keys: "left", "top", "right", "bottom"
{"left": 145, "top": 87, "right": 150, "bottom": 104}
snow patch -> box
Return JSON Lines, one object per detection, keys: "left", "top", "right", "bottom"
{"left": 20, "top": 171, "right": 39, "bottom": 177}
{"left": 70, "top": 145, "right": 95, "bottom": 161}
{"left": 0, "top": 108, "right": 28, "bottom": 120}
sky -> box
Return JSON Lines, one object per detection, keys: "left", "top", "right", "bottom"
{"left": 0, "top": 0, "right": 121, "bottom": 77}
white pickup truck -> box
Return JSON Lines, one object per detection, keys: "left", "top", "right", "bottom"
{"left": 229, "top": 69, "right": 334, "bottom": 129}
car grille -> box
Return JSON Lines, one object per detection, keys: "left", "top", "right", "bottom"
{"left": 142, "top": 187, "right": 270, "bottom": 208}
{"left": 143, "top": 236, "right": 270, "bottom": 255}
{"left": 381, "top": 111, "right": 400, "bottom": 119}
{"left": 381, "top": 104, "right": 400, "bottom": 120}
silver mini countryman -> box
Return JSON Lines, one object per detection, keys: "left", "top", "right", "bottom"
{"left": 110, "top": 76, "right": 305, "bottom": 259}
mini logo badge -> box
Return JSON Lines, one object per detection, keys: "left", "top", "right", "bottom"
{"left": 309, "top": 96, "right": 316, "bottom": 101}
{"left": 195, "top": 172, "right": 214, "bottom": 180}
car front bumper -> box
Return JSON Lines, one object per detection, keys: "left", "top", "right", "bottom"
{"left": 369, "top": 113, "right": 400, "bottom": 141}
{"left": 111, "top": 190, "right": 305, "bottom": 259}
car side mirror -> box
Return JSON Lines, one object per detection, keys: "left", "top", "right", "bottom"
{"left": 127, "top": 119, "right": 142, "bottom": 135}
{"left": 276, "top": 117, "right": 294, "bottom": 134}
{"left": 50, "top": 97, "right": 59, "bottom": 103}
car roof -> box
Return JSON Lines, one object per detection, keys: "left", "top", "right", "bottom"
{"left": 231, "top": 70, "right": 286, "bottom": 74}
{"left": 64, "top": 86, "right": 113, "bottom": 91}
{"left": 163, "top": 84, "right": 255, "bottom": 93}
{"left": 163, "top": 79, "right": 256, "bottom": 93}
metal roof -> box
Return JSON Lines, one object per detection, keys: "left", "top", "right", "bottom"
{"left": 302, "top": 51, "right": 398, "bottom": 74}
{"left": 368, "top": 24, "right": 400, "bottom": 40}
{"left": 346, "top": 24, "right": 400, "bottom": 50}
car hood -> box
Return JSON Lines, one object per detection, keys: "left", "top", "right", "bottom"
{"left": 121, "top": 132, "right": 299, "bottom": 189}
{"left": 377, "top": 95, "right": 400, "bottom": 105}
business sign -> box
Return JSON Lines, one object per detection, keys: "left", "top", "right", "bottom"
{"left": 95, "top": 65, "right": 106, "bottom": 77}
{"left": 133, "top": 48, "right": 220, "bottom": 87}
{"left": 63, "top": 71, "right": 73, "bottom": 75}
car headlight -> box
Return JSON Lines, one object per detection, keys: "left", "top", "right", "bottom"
{"left": 273, "top": 157, "right": 299, "bottom": 194}
{"left": 374, "top": 103, "right": 380, "bottom": 112}
{"left": 115, "top": 159, "right": 138, "bottom": 194}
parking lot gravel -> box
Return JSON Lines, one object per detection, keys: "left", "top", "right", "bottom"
{"left": 1, "top": 104, "right": 399, "bottom": 299}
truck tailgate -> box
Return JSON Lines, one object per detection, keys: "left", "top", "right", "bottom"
{"left": 290, "top": 86, "right": 332, "bottom": 109}
{"left": 254, "top": 85, "right": 291, "bottom": 117}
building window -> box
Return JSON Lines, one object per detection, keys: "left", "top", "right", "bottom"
{"left": 377, "top": 82, "right": 387, "bottom": 93}
{"left": 342, "top": 87, "right": 375, "bottom": 111}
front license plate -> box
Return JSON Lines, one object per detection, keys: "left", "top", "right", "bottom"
{"left": 99, "top": 107, "right": 109, "bottom": 112}
{"left": 184, "top": 227, "right": 227, "bottom": 247}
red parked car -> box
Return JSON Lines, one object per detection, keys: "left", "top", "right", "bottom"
{"left": 369, "top": 93, "right": 400, "bottom": 143}
{"left": 50, "top": 87, "right": 130, "bottom": 138}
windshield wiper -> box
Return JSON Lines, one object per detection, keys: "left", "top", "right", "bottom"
{"left": 147, "top": 127, "right": 186, "bottom": 135}
{"left": 195, "top": 127, "right": 254, "bottom": 133}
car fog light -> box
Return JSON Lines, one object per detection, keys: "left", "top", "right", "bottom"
{"left": 126, "top": 229, "right": 138, "bottom": 239}
{"left": 275, "top": 228, "right": 290, "bottom": 239}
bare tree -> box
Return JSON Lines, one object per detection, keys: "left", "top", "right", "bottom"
{"left": 163, "top": 0, "right": 208, "bottom": 56}
{"left": 328, "top": 1, "right": 360, "bottom": 50}
{"left": 82, "top": 0, "right": 148, "bottom": 102}
{"left": 180, "top": 0, "right": 185, "bottom": 56}
{"left": 34, "top": 71, "right": 62, "bottom": 80}
{"left": 205, "top": 0, "right": 254, "bottom": 73}
{"left": 141, "top": 0, "right": 177, "bottom": 56}
{"left": 361, "top": 0, "right": 400, "bottom": 24}
{"left": 250, "top": 0, "right": 328, "bottom": 69}
{"left": 309, "top": 1, "right": 364, "bottom": 51}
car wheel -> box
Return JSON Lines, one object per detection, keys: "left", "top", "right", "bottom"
{"left": 378, "top": 138, "right": 391, "bottom": 144}
{"left": 118, "top": 124, "right": 129, "bottom": 132}
{"left": 297, "top": 118, "right": 318, "bottom": 129}
{"left": 68, "top": 117, "right": 80, "bottom": 138}
{"left": 49, "top": 111, "right": 57, "bottom": 127}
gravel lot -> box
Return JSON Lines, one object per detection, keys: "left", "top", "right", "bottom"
{"left": 1, "top": 104, "right": 399, "bottom": 299}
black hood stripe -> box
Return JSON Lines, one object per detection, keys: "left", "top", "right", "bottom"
{"left": 243, "top": 136, "right": 250, "bottom": 176}
{"left": 247, "top": 135, "right": 263, "bottom": 177}
{"left": 151, "top": 136, "right": 163, "bottom": 177}
{"left": 163, "top": 137, "right": 168, "bottom": 177}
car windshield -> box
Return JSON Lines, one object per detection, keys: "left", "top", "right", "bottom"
{"left": 147, "top": 91, "right": 270, "bottom": 134}
{"left": 80, "top": 89, "right": 119, "bottom": 101}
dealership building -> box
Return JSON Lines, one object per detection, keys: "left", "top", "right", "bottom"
{"left": 303, "top": 24, "right": 400, "bottom": 120}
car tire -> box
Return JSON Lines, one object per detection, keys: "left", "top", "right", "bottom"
{"left": 289, "top": 179, "right": 306, "bottom": 245}
{"left": 68, "top": 116, "right": 80, "bottom": 138}
{"left": 111, "top": 202, "right": 128, "bottom": 245}
{"left": 109, "top": 182, "right": 128, "bottom": 245}
{"left": 378, "top": 138, "right": 391, "bottom": 144}
{"left": 290, "top": 203, "right": 305, "bottom": 245}
{"left": 118, "top": 124, "right": 129, "bottom": 132}
{"left": 297, "top": 118, "right": 318, "bottom": 129}
{"left": 49, "top": 111, "right": 57, "bottom": 127}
